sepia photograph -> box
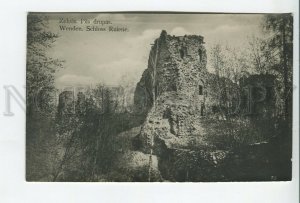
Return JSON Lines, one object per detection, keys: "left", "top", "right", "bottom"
{"left": 26, "top": 12, "right": 293, "bottom": 182}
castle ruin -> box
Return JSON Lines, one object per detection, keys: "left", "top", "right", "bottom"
{"left": 133, "top": 31, "right": 280, "bottom": 181}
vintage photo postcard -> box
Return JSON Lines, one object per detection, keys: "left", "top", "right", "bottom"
{"left": 26, "top": 12, "right": 293, "bottom": 182}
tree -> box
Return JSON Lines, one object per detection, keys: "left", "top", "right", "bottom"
{"left": 262, "top": 14, "right": 293, "bottom": 119}
{"left": 27, "top": 14, "right": 64, "bottom": 116}
{"left": 210, "top": 44, "right": 224, "bottom": 78}
{"left": 26, "top": 14, "right": 64, "bottom": 181}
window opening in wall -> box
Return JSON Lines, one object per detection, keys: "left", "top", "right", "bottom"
{"left": 198, "top": 49, "right": 202, "bottom": 61}
{"left": 200, "top": 103, "right": 205, "bottom": 116}
{"left": 180, "top": 49, "right": 184, "bottom": 59}
{"left": 199, "top": 85, "right": 203, "bottom": 95}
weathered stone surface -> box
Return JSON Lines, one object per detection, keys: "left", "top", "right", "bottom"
{"left": 134, "top": 31, "right": 221, "bottom": 155}
{"left": 133, "top": 31, "right": 281, "bottom": 181}
{"left": 108, "top": 126, "right": 162, "bottom": 181}
{"left": 134, "top": 31, "right": 207, "bottom": 112}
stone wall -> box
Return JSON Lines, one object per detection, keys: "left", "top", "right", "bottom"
{"left": 134, "top": 31, "right": 214, "bottom": 157}
{"left": 134, "top": 30, "right": 207, "bottom": 113}
{"left": 132, "top": 31, "right": 285, "bottom": 181}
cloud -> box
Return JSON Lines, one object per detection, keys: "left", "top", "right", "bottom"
{"left": 127, "top": 29, "right": 161, "bottom": 44}
{"left": 127, "top": 29, "right": 164, "bottom": 52}
{"left": 90, "top": 58, "right": 144, "bottom": 86}
{"left": 169, "top": 27, "right": 191, "bottom": 36}
{"left": 49, "top": 14, "right": 264, "bottom": 90}
{"left": 55, "top": 74, "right": 97, "bottom": 87}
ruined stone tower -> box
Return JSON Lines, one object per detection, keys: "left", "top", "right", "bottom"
{"left": 133, "top": 30, "right": 281, "bottom": 181}
{"left": 134, "top": 30, "right": 208, "bottom": 114}
{"left": 134, "top": 30, "right": 213, "bottom": 155}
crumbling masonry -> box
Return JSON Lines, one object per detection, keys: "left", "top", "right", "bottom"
{"left": 134, "top": 30, "right": 226, "bottom": 152}
{"left": 134, "top": 31, "right": 279, "bottom": 181}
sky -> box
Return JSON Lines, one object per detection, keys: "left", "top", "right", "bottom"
{"left": 42, "top": 13, "right": 265, "bottom": 88}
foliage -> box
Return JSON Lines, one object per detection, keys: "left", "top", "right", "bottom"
{"left": 249, "top": 14, "right": 293, "bottom": 118}
{"left": 26, "top": 14, "right": 65, "bottom": 181}
{"left": 27, "top": 14, "right": 64, "bottom": 116}
{"left": 27, "top": 14, "right": 293, "bottom": 182}
{"left": 52, "top": 85, "right": 145, "bottom": 181}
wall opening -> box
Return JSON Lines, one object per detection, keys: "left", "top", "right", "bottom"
{"left": 198, "top": 49, "right": 202, "bottom": 61}
{"left": 180, "top": 49, "right": 184, "bottom": 59}
{"left": 199, "top": 85, "right": 203, "bottom": 95}
{"left": 200, "top": 103, "right": 205, "bottom": 116}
